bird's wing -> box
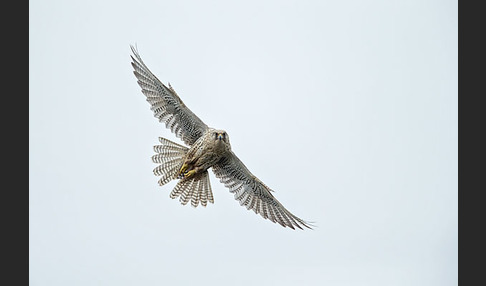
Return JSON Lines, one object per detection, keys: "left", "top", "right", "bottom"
{"left": 212, "top": 151, "right": 313, "bottom": 230}
{"left": 130, "top": 45, "right": 208, "bottom": 146}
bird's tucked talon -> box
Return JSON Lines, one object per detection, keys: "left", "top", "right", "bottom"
{"left": 179, "top": 164, "right": 188, "bottom": 174}
{"left": 184, "top": 170, "right": 196, "bottom": 178}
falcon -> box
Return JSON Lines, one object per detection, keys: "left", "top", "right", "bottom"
{"left": 130, "top": 45, "right": 313, "bottom": 230}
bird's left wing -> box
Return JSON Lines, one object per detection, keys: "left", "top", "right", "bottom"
{"left": 212, "top": 152, "right": 313, "bottom": 230}
{"left": 130, "top": 45, "right": 208, "bottom": 146}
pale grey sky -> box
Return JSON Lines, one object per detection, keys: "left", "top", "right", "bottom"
{"left": 30, "top": 0, "right": 457, "bottom": 285}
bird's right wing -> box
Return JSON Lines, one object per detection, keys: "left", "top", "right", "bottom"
{"left": 130, "top": 45, "right": 208, "bottom": 146}
{"left": 212, "top": 151, "right": 313, "bottom": 230}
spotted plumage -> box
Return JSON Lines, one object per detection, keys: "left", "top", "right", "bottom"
{"left": 130, "top": 45, "right": 313, "bottom": 230}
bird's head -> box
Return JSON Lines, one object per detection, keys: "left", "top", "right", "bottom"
{"left": 212, "top": 129, "right": 231, "bottom": 147}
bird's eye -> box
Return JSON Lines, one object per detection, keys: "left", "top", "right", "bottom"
{"left": 214, "top": 132, "right": 218, "bottom": 139}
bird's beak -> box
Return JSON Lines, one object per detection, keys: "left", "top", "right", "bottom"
{"left": 217, "top": 133, "right": 223, "bottom": 140}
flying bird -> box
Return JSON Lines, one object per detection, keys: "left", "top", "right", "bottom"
{"left": 130, "top": 45, "right": 312, "bottom": 230}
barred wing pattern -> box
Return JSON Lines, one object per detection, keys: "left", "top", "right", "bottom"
{"left": 130, "top": 46, "right": 208, "bottom": 146}
{"left": 212, "top": 152, "right": 312, "bottom": 230}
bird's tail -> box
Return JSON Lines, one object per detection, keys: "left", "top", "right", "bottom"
{"left": 152, "top": 137, "right": 188, "bottom": 186}
{"left": 152, "top": 137, "right": 214, "bottom": 207}
{"left": 170, "top": 171, "right": 214, "bottom": 207}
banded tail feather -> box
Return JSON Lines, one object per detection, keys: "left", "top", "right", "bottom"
{"left": 170, "top": 171, "right": 214, "bottom": 207}
{"left": 152, "top": 137, "right": 188, "bottom": 186}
